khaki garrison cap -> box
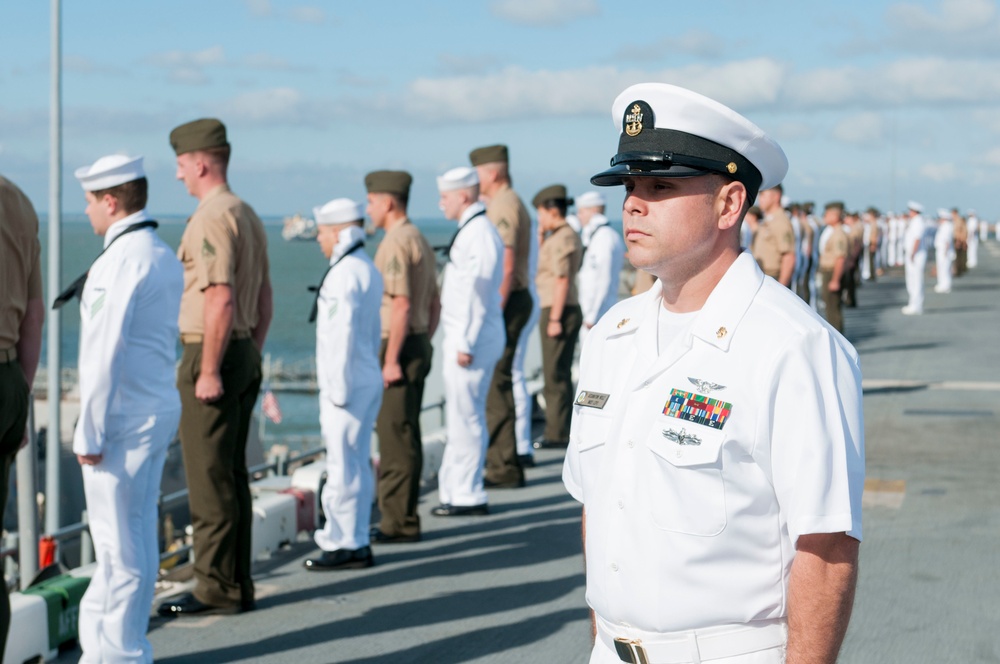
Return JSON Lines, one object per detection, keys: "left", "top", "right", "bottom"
{"left": 469, "top": 144, "right": 509, "bottom": 166}
{"left": 825, "top": 201, "right": 845, "bottom": 212}
{"left": 170, "top": 118, "right": 229, "bottom": 156}
{"left": 364, "top": 170, "right": 412, "bottom": 198}
{"left": 532, "top": 184, "right": 571, "bottom": 209}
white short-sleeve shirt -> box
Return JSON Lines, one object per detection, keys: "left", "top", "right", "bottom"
{"left": 563, "top": 251, "right": 864, "bottom": 634}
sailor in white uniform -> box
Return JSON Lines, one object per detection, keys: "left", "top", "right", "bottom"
{"left": 433, "top": 167, "right": 505, "bottom": 516}
{"left": 967, "top": 209, "right": 980, "bottom": 269}
{"left": 303, "top": 198, "right": 384, "bottom": 570}
{"left": 902, "top": 201, "right": 928, "bottom": 315}
{"left": 512, "top": 210, "right": 540, "bottom": 463}
{"left": 564, "top": 83, "right": 864, "bottom": 664}
{"left": 67, "top": 155, "right": 182, "bottom": 664}
{"left": 933, "top": 208, "right": 955, "bottom": 294}
{"left": 576, "top": 191, "right": 625, "bottom": 344}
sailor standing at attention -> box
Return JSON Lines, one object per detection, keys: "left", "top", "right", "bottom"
{"left": 470, "top": 144, "right": 536, "bottom": 485}
{"left": 564, "top": 82, "right": 864, "bottom": 664}
{"left": 576, "top": 190, "right": 625, "bottom": 344}
{"left": 366, "top": 171, "right": 440, "bottom": 542}
{"left": 159, "top": 119, "right": 273, "bottom": 617}
{"left": 303, "top": 199, "right": 383, "bottom": 570}
{"left": 902, "top": 201, "right": 927, "bottom": 316}
{"left": 67, "top": 155, "right": 182, "bottom": 662}
{"left": 433, "top": 167, "right": 505, "bottom": 517}
{"left": 0, "top": 175, "right": 44, "bottom": 657}
{"left": 534, "top": 185, "right": 584, "bottom": 449}
{"left": 933, "top": 208, "right": 955, "bottom": 294}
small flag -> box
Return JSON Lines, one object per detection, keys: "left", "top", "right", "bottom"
{"left": 262, "top": 389, "right": 283, "bottom": 424}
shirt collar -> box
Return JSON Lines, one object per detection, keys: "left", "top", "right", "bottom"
{"left": 195, "top": 183, "right": 231, "bottom": 212}
{"left": 104, "top": 209, "right": 152, "bottom": 248}
{"left": 458, "top": 201, "right": 486, "bottom": 227}
{"left": 330, "top": 225, "right": 366, "bottom": 263}
{"left": 610, "top": 251, "right": 762, "bottom": 353}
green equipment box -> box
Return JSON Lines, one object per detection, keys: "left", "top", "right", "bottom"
{"left": 22, "top": 574, "right": 91, "bottom": 650}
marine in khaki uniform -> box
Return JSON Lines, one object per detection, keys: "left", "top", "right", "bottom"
{"left": 159, "top": 118, "right": 273, "bottom": 617}
{"left": 952, "top": 209, "right": 968, "bottom": 276}
{"left": 470, "top": 144, "right": 534, "bottom": 487}
{"left": 366, "top": 171, "right": 441, "bottom": 543}
{"left": 752, "top": 185, "right": 796, "bottom": 286}
{"left": 533, "top": 185, "right": 583, "bottom": 447}
{"left": 819, "top": 202, "right": 849, "bottom": 334}
{"left": 0, "top": 175, "right": 44, "bottom": 653}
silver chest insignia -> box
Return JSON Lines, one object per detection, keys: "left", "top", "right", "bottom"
{"left": 662, "top": 427, "right": 702, "bottom": 446}
{"left": 688, "top": 376, "right": 726, "bottom": 393}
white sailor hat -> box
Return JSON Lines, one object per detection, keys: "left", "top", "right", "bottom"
{"left": 907, "top": 200, "right": 924, "bottom": 213}
{"left": 591, "top": 82, "right": 788, "bottom": 198}
{"left": 937, "top": 208, "right": 951, "bottom": 220}
{"left": 437, "top": 166, "right": 479, "bottom": 192}
{"left": 575, "top": 191, "right": 605, "bottom": 208}
{"left": 74, "top": 154, "right": 145, "bottom": 191}
{"left": 313, "top": 198, "right": 363, "bottom": 225}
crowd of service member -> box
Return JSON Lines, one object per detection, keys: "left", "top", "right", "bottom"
{"left": 1, "top": 108, "right": 996, "bottom": 662}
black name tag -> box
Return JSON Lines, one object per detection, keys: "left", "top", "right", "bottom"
{"left": 576, "top": 391, "right": 610, "bottom": 409}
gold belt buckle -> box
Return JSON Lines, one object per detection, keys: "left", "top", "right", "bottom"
{"left": 613, "top": 637, "right": 649, "bottom": 664}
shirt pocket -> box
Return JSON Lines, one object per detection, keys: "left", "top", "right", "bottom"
{"left": 641, "top": 423, "right": 727, "bottom": 536}
{"left": 571, "top": 408, "right": 613, "bottom": 491}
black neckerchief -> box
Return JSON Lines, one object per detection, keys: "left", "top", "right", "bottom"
{"left": 582, "top": 223, "right": 611, "bottom": 258}
{"left": 52, "top": 220, "right": 159, "bottom": 310}
{"left": 443, "top": 210, "right": 486, "bottom": 262}
{"left": 308, "top": 240, "right": 365, "bottom": 323}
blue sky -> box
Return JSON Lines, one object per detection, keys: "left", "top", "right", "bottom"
{"left": 3, "top": 0, "right": 1000, "bottom": 219}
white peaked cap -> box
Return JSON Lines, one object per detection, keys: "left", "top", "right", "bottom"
{"left": 437, "top": 166, "right": 479, "bottom": 192}
{"left": 74, "top": 154, "right": 145, "bottom": 191}
{"left": 907, "top": 200, "right": 924, "bottom": 213}
{"left": 313, "top": 198, "right": 364, "bottom": 225}
{"left": 594, "top": 82, "right": 788, "bottom": 193}
{"left": 575, "top": 191, "right": 605, "bottom": 208}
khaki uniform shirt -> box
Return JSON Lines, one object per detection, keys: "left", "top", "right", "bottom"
{"left": 953, "top": 216, "right": 968, "bottom": 245}
{"left": 536, "top": 223, "right": 582, "bottom": 308}
{"left": 0, "top": 176, "right": 43, "bottom": 349}
{"left": 751, "top": 209, "right": 795, "bottom": 277}
{"left": 846, "top": 222, "right": 864, "bottom": 267}
{"left": 374, "top": 219, "right": 438, "bottom": 337}
{"left": 485, "top": 184, "right": 532, "bottom": 292}
{"left": 177, "top": 184, "right": 269, "bottom": 336}
{"left": 819, "top": 225, "right": 849, "bottom": 270}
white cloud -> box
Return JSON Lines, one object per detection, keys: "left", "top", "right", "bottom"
{"left": 437, "top": 53, "right": 502, "bottom": 76}
{"left": 614, "top": 31, "right": 725, "bottom": 62}
{"left": 832, "top": 112, "right": 886, "bottom": 145}
{"left": 919, "top": 162, "right": 960, "bottom": 181}
{"left": 288, "top": 6, "right": 326, "bottom": 24}
{"left": 246, "top": 0, "right": 271, "bottom": 17}
{"left": 889, "top": 0, "right": 996, "bottom": 33}
{"left": 771, "top": 122, "right": 816, "bottom": 142}
{"left": 976, "top": 146, "right": 1000, "bottom": 165}
{"left": 399, "top": 58, "right": 786, "bottom": 124}
{"left": 217, "top": 87, "right": 305, "bottom": 123}
{"left": 168, "top": 68, "right": 211, "bottom": 85}
{"left": 490, "top": 0, "right": 599, "bottom": 26}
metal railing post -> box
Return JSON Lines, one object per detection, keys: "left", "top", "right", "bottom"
{"left": 16, "top": 400, "right": 40, "bottom": 587}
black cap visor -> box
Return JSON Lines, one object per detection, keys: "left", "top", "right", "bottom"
{"left": 590, "top": 127, "right": 763, "bottom": 197}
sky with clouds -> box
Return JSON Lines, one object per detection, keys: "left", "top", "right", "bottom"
{"left": 3, "top": 0, "right": 1000, "bottom": 219}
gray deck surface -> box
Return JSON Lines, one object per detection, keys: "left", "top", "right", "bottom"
{"left": 54, "top": 242, "right": 1000, "bottom": 663}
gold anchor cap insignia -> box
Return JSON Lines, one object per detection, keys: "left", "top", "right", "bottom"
{"left": 617, "top": 318, "right": 630, "bottom": 329}
{"left": 623, "top": 101, "right": 651, "bottom": 138}
{"left": 726, "top": 162, "right": 737, "bottom": 174}
{"left": 716, "top": 326, "right": 727, "bottom": 339}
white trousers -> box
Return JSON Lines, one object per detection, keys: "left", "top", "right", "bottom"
{"left": 905, "top": 252, "right": 926, "bottom": 312}
{"left": 512, "top": 293, "right": 540, "bottom": 457}
{"left": 968, "top": 235, "right": 979, "bottom": 268}
{"left": 79, "top": 410, "right": 179, "bottom": 664}
{"left": 589, "top": 641, "right": 784, "bottom": 664}
{"left": 439, "top": 338, "right": 502, "bottom": 507}
{"left": 314, "top": 385, "right": 381, "bottom": 552}
{"left": 935, "top": 253, "right": 953, "bottom": 292}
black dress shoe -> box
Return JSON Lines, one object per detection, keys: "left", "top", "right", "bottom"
{"left": 517, "top": 454, "right": 536, "bottom": 468}
{"left": 484, "top": 476, "right": 525, "bottom": 489}
{"left": 157, "top": 592, "right": 241, "bottom": 617}
{"left": 242, "top": 598, "right": 257, "bottom": 613}
{"left": 532, "top": 439, "right": 568, "bottom": 450}
{"left": 303, "top": 546, "right": 374, "bottom": 571}
{"left": 431, "top": 503, "right": 489, "bottom": 517}
{"left": 369, "top": 526, "right": 421, "bottom": 544}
